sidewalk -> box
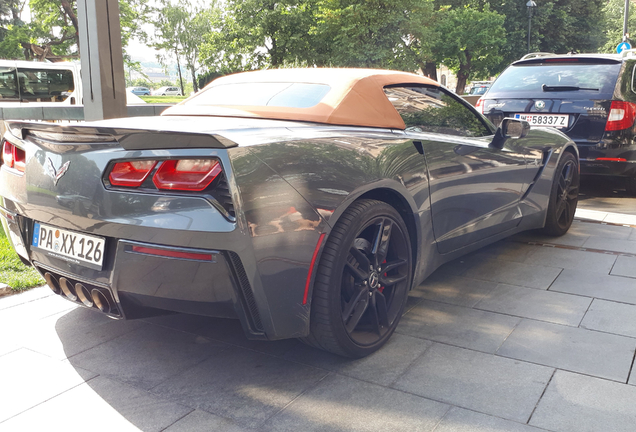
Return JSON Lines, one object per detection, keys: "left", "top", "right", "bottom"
{"left": 1, "top": 205, "right": 636, "bottom": 431}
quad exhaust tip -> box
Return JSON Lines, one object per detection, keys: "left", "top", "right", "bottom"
{"left": 59, "top": 277, "right": 77, "bottom": 301}
{"left": 75, "top": 283, "right": 94, "bottom": 308}
{"left": 44, "top": 272, "right": 60, "bottom": 295}
{"left": 91, "top": 289, "right": 111, "bottom": 314}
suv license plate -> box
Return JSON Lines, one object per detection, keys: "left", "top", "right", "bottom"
{"left": 32, "top": 222, "right": 105, "bottom": 270}
{"left": 514, "top": 113, "right": 569, "bottom": 128}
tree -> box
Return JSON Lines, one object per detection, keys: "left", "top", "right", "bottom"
{"left": 210, "top": 0, "right": 318, "bottom": 69}
{"left": 0, "top": 0, "right": 150, "bottom": 61}
{"left": 152, "top": 0, "right": 218, "bottom": 94}
{"left": 311, "top": 0, "right": 423, "bottom": 69}
{"left": 432, "top": 5, "right": 506, "bottom": 93}
{"left": 602, "top": 0, "right": 636, "bottom": 53}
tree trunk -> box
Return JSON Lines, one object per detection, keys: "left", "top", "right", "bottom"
{"left": 175, "top": 49, "right": 185, "bottom": 96}
{"left": 455, "top": 51, "right": 472, "bottom": 94}
{"left": 60, "top": 0, "right": 79, "bottom": 50}
{"left": 190, "top": 65, "right": 198, "bottom": 93}
{"left": 424, "top": 61, "right": 437, "bottom": 81}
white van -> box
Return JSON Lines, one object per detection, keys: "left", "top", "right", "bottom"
{"left": 0, "top": 60, "right": 81, "bottom": 106}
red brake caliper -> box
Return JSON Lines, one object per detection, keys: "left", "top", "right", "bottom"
{"left": 379, "top": 259, "right": 386, "bottom": 293}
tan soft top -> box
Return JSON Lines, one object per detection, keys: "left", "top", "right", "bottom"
{"left": 162, "top": 68, "right": 439, "bottom": 130}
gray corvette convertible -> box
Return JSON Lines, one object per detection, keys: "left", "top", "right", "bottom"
{"left": 0, "top": 68, "right": 579, "bottom": 357}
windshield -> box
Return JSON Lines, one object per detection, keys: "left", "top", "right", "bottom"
{"left": 488, "top": 63, "right": 621, "bottom": 99}
{"left": 185, "top": 82, "right": 331, "bottom": 109}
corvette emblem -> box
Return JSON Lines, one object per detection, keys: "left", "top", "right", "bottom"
{"left": 535, "top": 100, "right": 546, "bottom": 110}
{"left": 45, "top": 158, "right": 71, "bottom": 186}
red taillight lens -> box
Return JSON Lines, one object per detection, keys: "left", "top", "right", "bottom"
{"left": 606, "top": 101, "right": 636, "bottom": 131}
{"left": 2, "top": 141, "right": 14, "bottom": 168}
{"left": 475, "top": 97, "right": 484, "bottom": 114}
{"left": 153, "top": 159, "right": 222, "bottom": 191}
{"left": 2, "top": 140, "right": 26, "bottom": 172}
{"left": 109, "top": 160, "right": 157, "bottom": 187}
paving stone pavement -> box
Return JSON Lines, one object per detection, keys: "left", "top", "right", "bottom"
{"left": 1, "top": 198, "right": 636, "bottom": 431}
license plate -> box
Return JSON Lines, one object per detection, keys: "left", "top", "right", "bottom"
{"left": 32, "top": 222, "right": 105, "bottom": 270}
{"left": 514, "top": 113, "right": 569, "bottom": 128}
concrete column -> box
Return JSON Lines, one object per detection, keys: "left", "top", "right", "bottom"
{"left": 77, "top": 0, "right": 127, "bottom": 121}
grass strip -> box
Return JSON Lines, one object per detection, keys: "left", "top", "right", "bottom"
{"left": 0, "top": 224, "right": 44, "bottom": 291}
{"left": 139, "top": 96, "right": 187, "bottom": 104}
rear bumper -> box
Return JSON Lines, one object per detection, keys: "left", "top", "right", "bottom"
{"left": 0, "top": 204, "right": 267, "bottom": 339}
{"left": 580, "top": 159, "right": 636, "bottom": 178}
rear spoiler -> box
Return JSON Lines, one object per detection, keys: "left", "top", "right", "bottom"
{"left": 2, "top": 120, "right": 238, "bottom": 150}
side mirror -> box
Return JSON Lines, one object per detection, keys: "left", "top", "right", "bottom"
{"left": 490, "top": 118, "right": 530, "bottom": 149}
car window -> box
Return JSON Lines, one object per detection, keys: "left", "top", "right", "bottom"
{"left": 186, "top": 82, "right": 332, "bottom": 109}
{"left": 488, "top": 63, "right": 621, "bottom": 98}
{"left": 384, "top": 85, "right": 492, "bottom": 137}
{"left": 0, "top": 67, "right": 19, "bottom": 101}
{"left": 18, "top": 67, "right": 75, "bottom": 102}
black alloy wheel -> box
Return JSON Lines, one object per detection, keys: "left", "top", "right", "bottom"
{"left": 305, "top": 199, "right": 412, "bottom": 358}
{"left": 542, "top": 152, "right": 579, "bottom": 236}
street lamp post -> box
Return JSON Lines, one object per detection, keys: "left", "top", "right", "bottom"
{"left": 527, "top": 0, "right": 537, "bottom": 53}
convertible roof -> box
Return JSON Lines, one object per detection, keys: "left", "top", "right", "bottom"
{"left": 162, "top": 68, "right": 440, "bottom": 130}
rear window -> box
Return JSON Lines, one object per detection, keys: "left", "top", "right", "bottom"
{"left": 488, "top": 63, "right": 621, "bottom": 99}
{"left": 186, "top": 82, "right": 331, "bottom": 109}
{"left": 19, "top": 67, "right": 75, "bottom": 102}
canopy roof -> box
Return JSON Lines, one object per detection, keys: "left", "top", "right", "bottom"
{"left": 162, "top": 68, "right": 439, "bottom": 130}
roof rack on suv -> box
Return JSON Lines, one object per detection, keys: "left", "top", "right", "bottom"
{"left": 520, "top": 52, "right": 557, "bottom": 60}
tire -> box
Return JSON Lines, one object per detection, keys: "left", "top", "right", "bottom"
{"left": 626, "top": 178, "right": 636, "bottom": 196}
{"left": 304, "top": 199, "right": 412, "bottom": 358}
{"left": 541, "top": 151, "right": 579, "bottom": 236}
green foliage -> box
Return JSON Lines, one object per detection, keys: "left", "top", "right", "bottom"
{"left": 431, "top": 5, "right": 506, "bottom": 93}
{"left": 602, "top": 0, "right": 636, "bottom": 53}
{"left": 152, "top": 0, "right": 219, "bottom": 93}
{"left": 0, "top": 0, "right": 150, "bottom": 61}
{"left": 0, "top": 223, "right": 44, "bottom": 291}
{"left": 311, "top": 0, "right": 422, "bottom": 69}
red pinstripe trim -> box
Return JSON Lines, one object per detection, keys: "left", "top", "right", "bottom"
{"left": 303, "top": 233, "right": 326, "bottom": 305}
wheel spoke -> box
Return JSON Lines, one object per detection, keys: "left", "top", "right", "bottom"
{"left": 368, "top": 293, "right": 381, "bottom": 335}
{"left": 349, "top": 246, "right": 371, "bottom": 272}
{"left": 371, "top": 218, "right": 393, "bottom": 267}
{"left": 342, "top": 285, "right": 369, "bottom": 327}
{"left": 381, "top": 259, "right": 407, "bottom": 274}
{"left": 555, "top": 197, "right": 567, "bottom": 222}
{"left": 345, "top": 261, "right": 368, "bottom": 282}
{"left": 567, "top": 186, "right": 579, "bottom": 200}
{"left": 343, "top": 295, "right": 370, "bottom": 333}
{"left": 379, "top": 274, "right": 407, "bottom": 287}
{"left": 375, "top": 291, "right": 389, "bottom": 328}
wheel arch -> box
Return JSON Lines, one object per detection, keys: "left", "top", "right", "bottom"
{"left": 323, "top": 183, "right": 422, "bottom": 289}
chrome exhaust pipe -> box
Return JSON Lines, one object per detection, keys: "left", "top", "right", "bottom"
{"left": 75, "top": 283, "right": 94, "bottom": 307}
{"left": 44, "top": 272, "right": 60, "bottom": 294}
{"left": 91, "top": 289, "right": 111, "bottom": 314}
{"left": 58, "top": 277, "right": 77, "bottom": 301}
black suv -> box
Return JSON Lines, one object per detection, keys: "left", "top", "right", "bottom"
{"left": 477, "top": 52, "right": 636, "bottom": 195}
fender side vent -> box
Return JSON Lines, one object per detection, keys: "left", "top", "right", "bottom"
{"left": 227, "top": 251, "right": 263, "bottom": 331}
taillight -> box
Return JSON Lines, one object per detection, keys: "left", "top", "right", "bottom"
{"left": 475, "top": 97, "right": 484, "bottom": 114}
{"left": 109, "top": 160, "right": 157, "bottom": 187}
{"left": 606, "top": 101, "right": 636, "bottom": 131}
{"left": 1, "top": 140, "right": 26, "bottom": 172}
{"left": 108, "top": 158, "right": 222, "bottom": 191}
{"left": 153, "top": 159, "right": 222, "bottom": 191}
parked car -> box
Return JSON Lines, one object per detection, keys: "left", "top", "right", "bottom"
{"left": 0, "top": 60, "right": 81, "bottom": 106}
{"left": 467, "top": 81, "right": 492, "bottom": 96}
{"left": 478, "top": 52, "right": 636, "bottom": 195}
{"left": 153, "top": 86, "right": 182, "bottom": 96}
{"left": 127, "top": 86, "right": 151, "bottom": 96}
{"left": 0, "top": 68, "right": 578, "bottom": 358}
